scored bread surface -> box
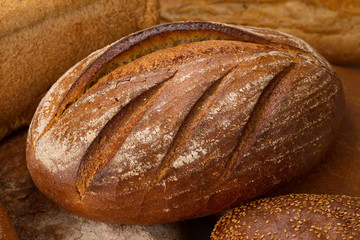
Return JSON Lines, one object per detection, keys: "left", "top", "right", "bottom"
{"left": 27, "top": 22, "right": 344, "bottom": 224}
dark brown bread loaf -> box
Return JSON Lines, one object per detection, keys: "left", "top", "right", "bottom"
{"left": 27, "top": 22, "right": 344, "bottom": 224}
{"left": 211, "top": 194, "right": 360, "bottom": 239}
{"left": 0, "top": 0, "right": 159, "bottom": 141}
{"left": 0, "top": 202, "right": 18, "bottom": 240}
{"left": 0, "top": 129, "right": 184, "bottom": 240}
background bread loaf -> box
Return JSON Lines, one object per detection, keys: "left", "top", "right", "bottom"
{"left": 0, "top": 129, "right": 185, "bottom": 240}
{"left": 0, "top": 202, "right": 18, "bottom": 240}
{"left": 211, "top": 194, "right": 360, "bottom": 239}
{"left": 160, "top": 0, "right": 360, "bottom": 67}
{"left": 27, "top": 22, "right": 344, "bottom": 224}
{"left": 0, "top": 0, "right": 159, "bottom": 141}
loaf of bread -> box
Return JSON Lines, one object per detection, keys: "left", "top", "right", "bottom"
{"left": 0, "top": 129, "right": 185, "bottom": 240}
{"left": 274, "top": 66, "right": 360, "bottom": 197}
{"left": 0, "top": 0, "right": 159, "bottom": 141}
{"left": 27, "top": 22, "right": 344, "bottom": 224}
{"left": 0, "top": 202, "right": 18, "bottom": 240}
{"left": 211, "top": 193, "right": 360, "bottom": 239}
{"left": 160, "top": 0, "right": 360, "bottom": 67}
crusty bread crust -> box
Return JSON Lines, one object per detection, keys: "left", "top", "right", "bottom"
{"left": 0, "top": 0, "right": 159, "bottom": 141}
{"left": 27, "top": 22, "right": 344, "bottom": 224}
{"left": 160, "top": 0, "right": 360, "bottom": 67}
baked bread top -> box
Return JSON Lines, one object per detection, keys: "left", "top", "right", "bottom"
{"left": 27, "top": 22, "right": 344, "bottom": 224}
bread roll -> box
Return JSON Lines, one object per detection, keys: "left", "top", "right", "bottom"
{"left": 160, "top": 0, "right": 360, "bottom": 67}
{"left": 0, "top": 129, "right": 185, "bottom": 240}
{"left": 27, "top": 22, "right": 344, "bottom": 224}
{"left": 0, "top": 0, "right": 159, "bottom": 141}
{"left": 211, "top": 194, "right": 360, "bottom": 239}
{"left": 274, "top": 66, "right": 360, "bottom": 196}
{"left": 0, "top": 202, "right": 18, "bottom": 240}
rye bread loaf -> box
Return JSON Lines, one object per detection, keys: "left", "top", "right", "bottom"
{"left": 0, "top": 202, "right": 18, "bottom": 240}
{"left": 0, "top": 129, "right": 184, "bottom": 240}
{"left": 0, "top": 0, "right": 159, "bottom": 141}
{"left": 160, "top": 0, "right": 360, "bottom": 67}
{"left": 211, "top": 194, "right": 360, "bottom": 239}
{"left": 27, "top": 22, "right": 344, "bottom": 224}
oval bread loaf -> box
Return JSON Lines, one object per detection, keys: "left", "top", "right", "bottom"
{"left": 211, "top": 194, "right": 360, "bottom": 239}
{"left": 27, "top": 22, "right": 344, "bottom": 224}
{"left": 0, "top": 202, "right": 18, "bottom": 240}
